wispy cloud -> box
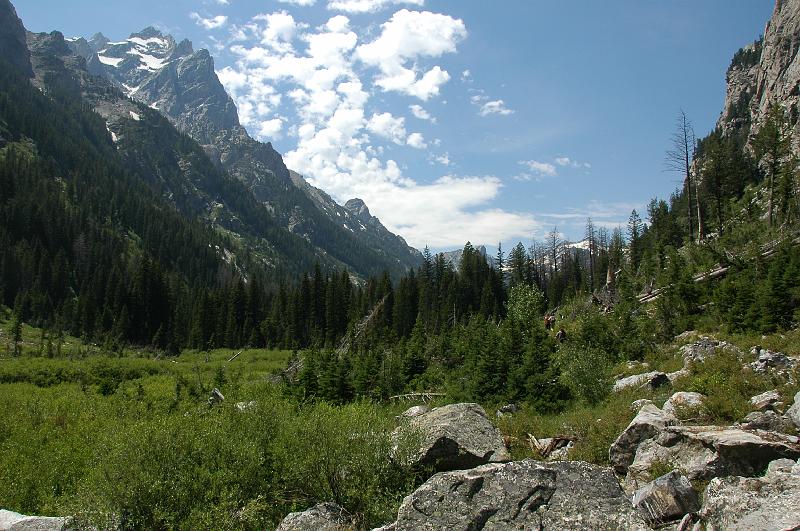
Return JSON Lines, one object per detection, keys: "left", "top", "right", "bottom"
{"left": 190, "top": 13, "right": 228, "bottom": 30}
{"left": 328, "top": 0, "right": 423, "bottom": 14}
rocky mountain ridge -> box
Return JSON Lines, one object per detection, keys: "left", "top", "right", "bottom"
{"left": 66, "top": 27, "right": 422, "bottom": 275}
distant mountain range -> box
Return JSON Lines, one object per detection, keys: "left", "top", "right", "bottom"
{"left": 0, "top": 0, "right": 421, "bottom": 282}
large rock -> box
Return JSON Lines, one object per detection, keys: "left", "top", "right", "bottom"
{"left": 610, "top": 404, "right": 678, "bottom": 475}
{"left": 662, "top": 392, "right": 705, "bottom": 418}
{"left": 699, "top": 458, "right": 800, "bottom": 530}
{"left": 786, "top": 391, "right": 800, "bottom": 429}
{"left": 387, "top": 460, "right": 648, "bottom": 530}
{"left": 749, "top": 389, "right": 782, "bottom": 411}
{"left": 679, "top": 337, "right": 741, "bottom": 365}
{"left": 631, "top": 471, "right": 700, "bottom": 526}
{"left": 740, "top": 410, "right": 793, "bottom": 433}
{"left": 627, "top": 425, "right": 800, "bottom": 482}
{"left": 276, "top": 503, "right": 347, "bottom": 531}
{"left": 749, "top": 348, "right": 796, "bottom": 374}
{"left": 394, "top": 403, "right": 510, "bottom": 472}
{"left": 613, "top": 371, "right": 669, "bottom": 393}
{"left": 0, "top": 510, "right": 70, "bottom": 531}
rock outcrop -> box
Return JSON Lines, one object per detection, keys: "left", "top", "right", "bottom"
{"left": 276, "top": 503, "right": 347, "bottom": 531}
{"left": 662, "top": 392, "right": 705, "bottom": 418}
{"left": 626, "top": 425, "right": 800, "bottom": 482}
{"left": 718, "top": 0, "right": 800, "bottom": 154}
{"left": 699, "top": 458, "right": 800, "bottom": 530}
{"left": 631, "top": 471, "right": 700, "bottom": 526}
{"left": 0, "top": 0, "right": 32, "bottom": 77}
{"left": 385, "top": 460, "right": 648, "bottom": 530}
{"left": 394, "top": 403, "right": 510, "bottom": 472}
{"left": 786, "top": 391, "right": 800, "bottom": 428}
{"left": 613, "top": 371, "right": 670, "bottom": 393}
{"left": 610, "top": 404, "right": 678, "bottom": 475}
{"left": 0, "top": 510, "right": 70, "bottom": 531}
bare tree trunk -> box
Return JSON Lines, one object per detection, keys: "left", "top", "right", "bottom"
{"left": 695, "top": 177, "right": 704, "bottom": 240}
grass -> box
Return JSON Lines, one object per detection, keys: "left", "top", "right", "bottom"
{"left": 1, "top": 312, "right": 798, "bottom": 528}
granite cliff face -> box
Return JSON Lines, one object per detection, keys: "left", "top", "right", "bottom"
{"left": 0, "top": 0, "right": 31, "bottom": 77}
{"left": 67, "top": 29, "right": 422, "bottom": 275}
{"left": 719, "top": 0, "right": 800, "bottom": 150}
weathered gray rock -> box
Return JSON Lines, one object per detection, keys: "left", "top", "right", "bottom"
{"left": 397, "top": 405, "right": 429, "bottom": 420}
{"left": 749, "top": 389, "right": 781, "bottom": 411}
{"left": 388, "top": 460, "right": 648, "bottom": 530}
{"left": 630, "top": 399, "right": 654, "bottom": 412}
{"left": 207, "top": 387, "right": 224, "bottom": 407}
{"left": 394, "top": 403, "right": 510, "bottom": 472}
{"left": 787, "top": 391, "right": 800, "bottom": 429}
{"left": 613, "top": 371, "right": 670, "bottom": 393}
{"left": 610, "top": 404, "right": 678, "bottom": 475}
{"left": 0, "top": 510, "right": 70, "bottom": 530}
{"left": 631, "top": 471, "right": 700, "bottom": 526}
{"left": 627, "top": 425, "right": 800, "bottom": 482}
{"left": 749, "top": 348, "right": 796, "bottom": 374}
{"left": 275, "top": 503, "right": 347, "bottom": 531}
{"left": 679, "top": 337, "right": 741, "bottom": 365}
{"left": 740, "top": 410, "right": 793, "bottom": 433}
{"left": 662, "top": 392, "right": 705, "bottom": 418}
{"left": 495, "top": 403, "right": 519, "bottom": 418}
{"left": 666, "top": 367, "right": 690, "bottom": 383}
{"left": 699, "top": 458, "right": 800, "bottom": 530}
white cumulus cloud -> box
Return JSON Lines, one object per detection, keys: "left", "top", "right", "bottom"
{"left": 356, "top": 9, "right": 466, "bottom": 100}
{"left": 406, "top": 132, "right": 427, "bottom": 149}
{"left": 409, "top": 104, "right": 435, "bottom": 123}
{"left": 367, "top": 112, "right": 407, "bottom": 144}
{"left": 190, "top": 13, "right": 228, "bottom": 30}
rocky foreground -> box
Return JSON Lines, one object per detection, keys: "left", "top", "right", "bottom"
{"left": 3, "top": 338, "right": 800, "bottom": 530}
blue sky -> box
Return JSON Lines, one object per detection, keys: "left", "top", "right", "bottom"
{"left": 17, "top": 0, "right": 772, "bottom": 251}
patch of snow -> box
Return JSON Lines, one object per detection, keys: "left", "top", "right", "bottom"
{"left": 128, "top": 50, "right": 167, "bottom": 71}
{"left": 128, "top": 37, "right": 168, "bottom": 49}
{"left": 129, "top": 111, "right": 140, "bottom": 121}
{"left": 97, "top": 55, "right": 124, "bottom": 67}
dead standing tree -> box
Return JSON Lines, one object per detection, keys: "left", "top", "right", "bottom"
{"left": 665, "top": 110, "right": 700, "bottom": 241}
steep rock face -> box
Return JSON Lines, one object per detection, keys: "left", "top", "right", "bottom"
{"left": 719, "top": 0, "right": 800, "bottom": 150}
{"left": 0, "top": 0, "right": 32, "bottom": 77}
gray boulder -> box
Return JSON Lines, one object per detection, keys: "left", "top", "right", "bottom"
{"left": 786, "top": 391, "right": 800, "bottom": 429}
{"left": 626, "top": 425, "right": 800, "bottom": 482}
{"left": 0, "top": 510, "right": 70, "bottom": 530}
{"left": 397, "top": 405, "right": 429, "bottom": 420}
{"left": 388, "top": 460, "right": 648, "bottom": 530}
{"left": 662, "top": 392, "right": 705, "bottom": 418}
{"left": 749, "top": 347, "right": 796, "bottom": 374}
{"left": 679, "top": 337, "right": 741, "bottom": 364}
{"left": 610, "top": 404, "right": 678, "bottom": 475}
{"left": 740, "top": 410, "right": 793, "bottom": 433}
{"left": 613, "top": 371, "right": 669, "bottom": 393}
{"left": 749, "top": 389, "right": 781, "bottom": 411}
{"left": 276, "top": 503, "right": 347, "bottom": 531}
{"left": 495, "top": 403, "right": 519, "bottom": 418}
{"left": 630, "top": 399, "right": 654, "bottom": 412}
{"left": 394, "top": 403, "right": 510, "bottom": 472}
{"left": 699, "top": 458, "right": 800, "bottom": 530}
{"left": 631, "top": 470, "right": 700, "bottom": 526}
